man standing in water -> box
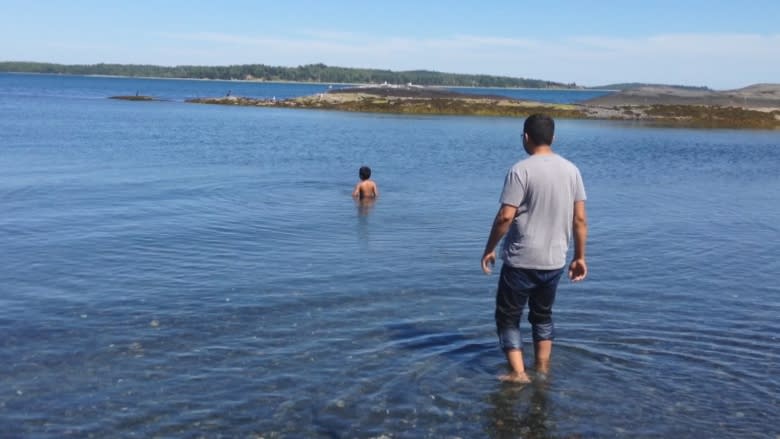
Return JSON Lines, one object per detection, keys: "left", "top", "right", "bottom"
{"left": 481, "top": 114, "right": 588, "bottom": 383}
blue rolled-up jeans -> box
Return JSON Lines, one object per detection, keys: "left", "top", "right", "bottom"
{"left": 495, "top": 264, "right": 564, "bottom": 351}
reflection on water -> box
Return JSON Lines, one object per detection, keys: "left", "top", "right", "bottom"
{"left": 486, "top": 381, "right": 552, "bottom": 439}
{"left": 355, "top": 197, "right": 376, "bottom": 217}
{"left": 356, "top": 197, "right": 375, "bottom": 245}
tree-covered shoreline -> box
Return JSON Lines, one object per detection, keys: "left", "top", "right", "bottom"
{"left": 0, "top": 61, "right": 576, "bottom": 89}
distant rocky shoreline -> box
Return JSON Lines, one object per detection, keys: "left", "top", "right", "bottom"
{"left": 584, "top": 84, "right": 780, "bottom": 108}
{"left": 114, "top": 84, "right": 780, "bottom": 129}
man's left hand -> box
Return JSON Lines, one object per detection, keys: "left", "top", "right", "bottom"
{"left": 481, "top": 251, "right": 496, "bottom": 275}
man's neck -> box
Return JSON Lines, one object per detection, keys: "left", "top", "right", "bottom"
{"left": 529, "top": 145, "right": 554, "bottom": 155}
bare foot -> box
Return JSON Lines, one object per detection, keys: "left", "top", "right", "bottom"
{"left": 498, "top": 371, "right": 531, "bottom": 384}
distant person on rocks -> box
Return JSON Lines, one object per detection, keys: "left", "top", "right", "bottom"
{"left": 481, "top": 114, "right": 588, "bottom": 384}
{"left": 352, "top": 166, "right": 378, "bottom": 199}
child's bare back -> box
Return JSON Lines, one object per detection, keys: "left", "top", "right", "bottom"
{"left": 353, "top": 180, "right": 378, "bottom": 199}
{"left": 352, "top": 166, "right": 379, "bottom": 199}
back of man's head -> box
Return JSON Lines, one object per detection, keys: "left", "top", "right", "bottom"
{"left": 524, "top": 114, "right": 555, "bottom": 146}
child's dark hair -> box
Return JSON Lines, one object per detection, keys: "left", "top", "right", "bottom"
{"left": 359, "top": 166, "right": 371, "bottom": 180}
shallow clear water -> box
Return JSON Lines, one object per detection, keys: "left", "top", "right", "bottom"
{"left": 0, "top": 74, "right": 778, "bottom": 438}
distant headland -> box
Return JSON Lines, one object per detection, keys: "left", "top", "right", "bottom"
{"left": 0, "top": 61, "right": 575, "bottom": 89}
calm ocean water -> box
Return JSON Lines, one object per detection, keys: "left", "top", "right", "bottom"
{"left": 0, "top": 73, "right": 778, "bottom": 438}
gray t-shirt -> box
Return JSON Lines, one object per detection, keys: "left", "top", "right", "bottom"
{"left": 499, "top": 153, "right": 586, "bottom": 269}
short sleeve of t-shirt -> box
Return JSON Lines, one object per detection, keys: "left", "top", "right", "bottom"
{"left": 574, "top": 168, "right": 587, "bottom": 202}
{"left": 499, "top": 168, "right": 525, "bottom": 207}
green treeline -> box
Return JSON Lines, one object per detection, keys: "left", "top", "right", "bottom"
{"left": 0, "top": 61, "right": 574, "bottom": 88}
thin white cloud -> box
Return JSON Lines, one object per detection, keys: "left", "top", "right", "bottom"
{"left": 160, "top": 31, "right": 540, "bottom": 53}
{"left": 46, "top": 41, "right": 118, "bottom": 52}
{"left": 555, "top": 33, "right": 780, "bottom": 87}
{"left": 296, "top": 29, "right": 361, "bottom": 41}
{"left": 452, "top": 35, "right": 541, "bottom": 49}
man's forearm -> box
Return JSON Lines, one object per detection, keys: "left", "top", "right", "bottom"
{"left": 573, "top": 221, "right": 587, "bottom": 260}
{"left": 571, "top": 201, "right": 588, "bottom": 260}
{"left": 484, "top": 214, "right": 512, "bottom": 255}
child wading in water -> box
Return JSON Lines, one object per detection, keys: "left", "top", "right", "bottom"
{"left": 352, "top": 166, "right": 379, "bottom": 199}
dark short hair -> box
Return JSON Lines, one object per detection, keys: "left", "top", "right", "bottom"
{"left": 359, "top": 166, "right": 371, "bottom": 180}
{"left": 523, "top": 114, "right": 555, "bottom": 146}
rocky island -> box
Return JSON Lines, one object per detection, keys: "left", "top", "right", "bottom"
{"left": 180, "top": 84, "right": 779, "bottom": 129}
{"left": 187, "top": 85, "right": 587, "bottom": 119}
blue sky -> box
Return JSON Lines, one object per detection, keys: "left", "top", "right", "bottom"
{"left": 1, "top": 0, "right": 778, "bottom": 89}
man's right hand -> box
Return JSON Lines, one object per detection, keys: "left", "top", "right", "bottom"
{"left": 568, "top": 258, "right": 587, "bottom": 282}
{"left": 481, "top": 251, "right": 496, "bottom": 275}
